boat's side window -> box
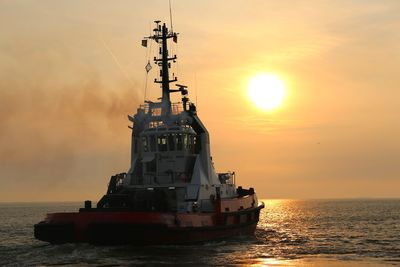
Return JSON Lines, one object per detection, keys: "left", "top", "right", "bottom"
{"left": 168, "top": 134, "right": 175, "bottom": 151}
{"left": 158, "top": 135, "right": 168, "bottom": 152}
{"left": 142, "top": 136, "right": 148, "bottom": 152}
{"left": 176, "top": 134, "right": 183, "bottom": 150}
{"left": 149, "top": 135, "right": 157, "bottom": 152}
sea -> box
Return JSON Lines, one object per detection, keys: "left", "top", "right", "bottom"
{"left": 0, "top": 199, "right": 399, "bottom": 266}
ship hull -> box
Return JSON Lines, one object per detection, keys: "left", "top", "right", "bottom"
{"left": 34, "top": 203, "right": 264, "bottom": 245}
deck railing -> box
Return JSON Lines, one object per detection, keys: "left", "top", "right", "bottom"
{"left": 138, "top": 102, "right": 185, "bottom": 116}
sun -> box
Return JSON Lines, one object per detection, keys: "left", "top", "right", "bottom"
{"left": 248, "top": 74, "right": 286, "bottom": 110}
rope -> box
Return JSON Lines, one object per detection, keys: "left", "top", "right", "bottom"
{"left": 195, "top": 72, "right": 198, "bottom": 107}
{"left": 144, "top": 64, "right": 149, "bottom": 101}
{"left": 143, "top": 22, "right": 153, "bottom": 101}
{"left": 175, "top": 41, "right": 180, "bottom": 79}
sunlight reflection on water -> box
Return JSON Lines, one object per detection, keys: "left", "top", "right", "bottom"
{"left": 241, "top": 257, "right": 394, "bottom": 267}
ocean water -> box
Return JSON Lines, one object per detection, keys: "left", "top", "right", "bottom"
{"left": 0, "top": 199, "right": 399, "bottom": 266}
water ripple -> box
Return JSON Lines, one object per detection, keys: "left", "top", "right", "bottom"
{"left": 0, "top": 199, "right": 399, "bottom": 266}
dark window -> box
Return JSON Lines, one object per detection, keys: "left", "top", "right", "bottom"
{"left": 176, "top": 134, "right": 183, "bottom": 150}
{"left": 168, "top": 134, "right": 175, "bottom": 151}
{"left": 158, "top": 135, "right": 167, "bottom": 152}
{"left": 187, "top": 135, "right": 193, "bottom": 152}
{"left": 193, "top": 136, "right": 196, "bottom": 145}
{"left": 149, "top": 135, "right": 156, "bottom": 151}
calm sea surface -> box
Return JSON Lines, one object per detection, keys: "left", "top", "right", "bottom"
{"left": 0, "top": 199, "right": 399, "bottom": 266}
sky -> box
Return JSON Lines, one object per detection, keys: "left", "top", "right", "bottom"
{"left": 0, "top": 0, "right": 399, "bottom": 202}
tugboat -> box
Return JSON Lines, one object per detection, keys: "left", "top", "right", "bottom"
{"left": 34, "top": 21, "right": 264, "bottom": 244}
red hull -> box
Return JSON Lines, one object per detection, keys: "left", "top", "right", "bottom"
{"left": 34, "top": 203, "right": 264, "bottom": 244}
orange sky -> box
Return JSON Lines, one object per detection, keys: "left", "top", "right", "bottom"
{"left": 0, "top": 1, "right": 399, "bottom": 201}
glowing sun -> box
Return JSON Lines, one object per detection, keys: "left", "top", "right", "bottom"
{"left": 248, "top": 74, "right": 286, "bottom": 110}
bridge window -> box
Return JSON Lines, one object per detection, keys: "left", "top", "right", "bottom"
{"left": 187, "top": 135, "right": 194, "bottom": 152}
{"left": 158, "top": 135, "right": 168, "bottom": 152}
{"left": 183, "top": 134, "right": 188, "bottom": 150}
{"left": 168, "top": 134, "right": 175, "bottom": 151}
{"left": 170, "top": 134, "right": 196, "bottom": 152}
{"left": 176, "top": 134, "right": 183, "bottom": 150}
{"left": 193, "top": 135, "right": 199, "bottom": 153}
{"left": 149, "top": 135, "right": 156, "bottom": 151}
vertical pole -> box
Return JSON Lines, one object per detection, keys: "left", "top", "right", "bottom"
{"left": 161, "top": 23, "right": 171, "bottom": 115}
{"left": 169, "top": 0, "right": 174, "bottom": 32}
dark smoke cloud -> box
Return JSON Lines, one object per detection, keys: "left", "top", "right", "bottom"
{"left": 0, "top": 40, "right": 139, "bottom": 201}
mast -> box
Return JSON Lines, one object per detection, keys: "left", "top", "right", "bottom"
{"left": 160, "top": 23, "right": 172, "bottom": 108}
{"left": 144, "top": 21, "right": 178, "bottom": 116}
